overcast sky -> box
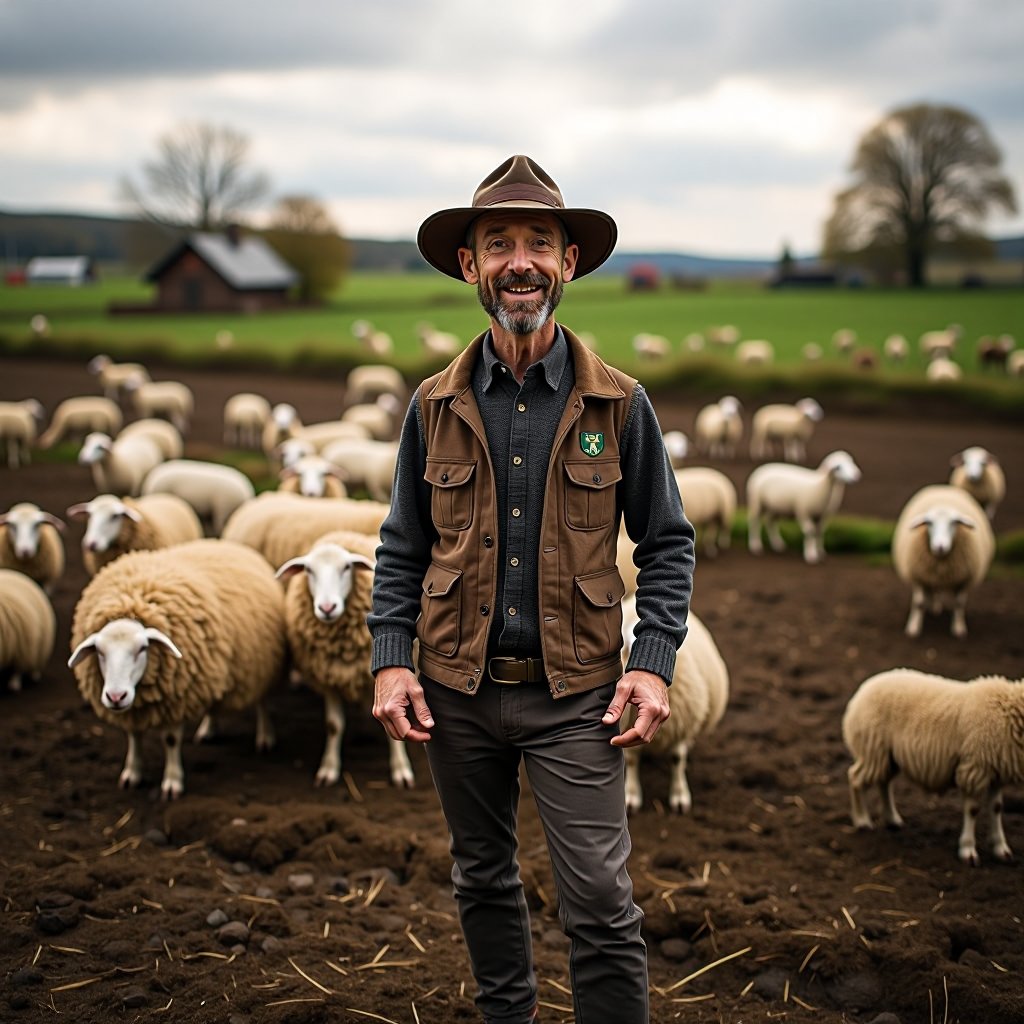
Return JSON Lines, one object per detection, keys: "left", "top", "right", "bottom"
{"left": 2, "top": 0, "right": 1022, "bottom": 256}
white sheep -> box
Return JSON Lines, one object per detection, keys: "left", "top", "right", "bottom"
{"left": 87, "top": 355, "right": 150, "bottom": 400}
{"left": 117, "top": 418, "right": 183, "bottom": 461}
{"left": 675, "top": 468, "right": 736, "bottom": 558}
{"left": 620, "top": 595, "right": 728, "bottom": 813}
{"left": 1007, "top": 350, "right": 1024, "bottom": 377}
{"left": 69, "top": 539, "right": 285, "bottom": 798}
{"left": 919, "top": 329, "right": 958, "bottom": 361}
{"left": 278, "top": 455, "right": 348, "bottom": 498}
{"left": 0, "top": 399, "right": 45, "bottom": 468}
{"left": 67, "top": 493, "right": 204, "bottom": 577}
{"left": 277, "top": 437, "right": 316, "bottom": 469}
{"left": 747, "top": 450, "right": 861, "bottom": 564}
{"left": 340, "top": 394, "right": 402, "bottom": 441}
{"left": 735, "top": 339, "right": 774, "bottom": 366}
{"left": 126, "top": 378, "right": 194, "bottom": 434}
{"left": 417, "top": 323, "right": 460, "bottom": 357}
{"left": 843, "top": 668, "right": 1024, "bottom": 865}
{"left": 801, "top": 343, "right": 823, "bottom": 362}
{"left": 749, "top": 398, "right": 824, "bottom": 463}
{"left": 296, "top": 420, "right": 373, "bottom": 452}
{"left": 223, "top": 392, "right": 271, "bottom": 449}
{"left": 319, "top": 439, "right": 399, "bottom": 503}
{"left": 707, "top": 325, "right": 739, "bottom": 347}
{"left": 0, "top": 569, "right": 56, "bottom": 692}
{"left": 262, "top": 402, "right": 301, "bottom": 459}
{"left": 832, "top": 328, "right": 857, "bottom": 354}
{"left": 78, "top": 431, "right": 164, "bottom": 497}
{"left": 0, "top": 503, "right": 66, "bottom": 594}
{"left": 38, "top": 396, "right": 122, "bottom": 449}
{"left": 949, "top": 446, "right": 1005, "bottom": 520}
{"left": 661, "top": 430, "right": 690, "bottom": 469}
{"left": 631, "top": 333, "right": 671, "bottom": 359}
{"left": 345, "top": 364, "right": 406, "bottom": 407}
{"left": 694, "top": 396, "right": 743, "bottom": 458}
{"left": 276, "top": 530, "right": 414, "bottom": 788}
{"left": 883, "top": 334, "right": 909, "bottom": 362}
{"left": 682, "top": 333, "right": 705, "bottom": 352}
{"left": 926, "top": 357, "right": 962, "bottom": 382}
{"left": 141, "top": 460, "right": 255, "bottom": 534}
{"left": 891, "top": 484, "right": 994, "bottom": 638}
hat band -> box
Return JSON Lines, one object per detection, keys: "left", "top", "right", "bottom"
{"left": 480, "top": 183, "right": 563, "bottom": 208}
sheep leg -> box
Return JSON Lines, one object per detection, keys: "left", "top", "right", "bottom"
{"left": 747, "top": 508, "right": 763, "bottom": 554}
{"left": 957, "top": 792, "right": 983, "bottom": 865}
{"left": 986, "top": 788, "right": 1012, "bottom": 862}
{"left": 161, "top": 724, "right": 186, "bottom": 800}
{"left": 766, "top": 516, "right": 786, "bottom": 553}
{"left": 255, "top": 700, "right": 275, "bottom": 752}
{"left": 193, "top": 713, "right": 216, "bottom": 743}
{"left": 8, "top": 671, "right": 23, "bottom": 692}
{"left": 799, "top": 517, "right": 820, "bottom": 564}
{"left": 623, "top": 747, "right": 643, "bottom": 813}
{"left": 119, "top": 731, "right": 144, "bottom": 789}
{"left": 388, "top": 737, "right": 415, "bottom": 788}
{"left": 950, "top": 589, "right": 969, "bottom": 638}
{"left": 880, "top": 779, "right": 904, "bottom": 829}
{"left": 905, "top": 586, "right": 926, "bottom": 637}
{"left": 847, "top": 770, "right": 873, "bottom": 829}
{"left": 668, "top": 740, "right": 692, "bottom": 814}
{"left": 316, "top": 691, "right": 345, "bottom": 787}
{"left": 703, "top": 525, "right": 719, "bottom": 559}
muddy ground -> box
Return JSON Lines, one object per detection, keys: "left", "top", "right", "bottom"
{"left": 1, "top": 354, "right": 1022, "bottom": 1024}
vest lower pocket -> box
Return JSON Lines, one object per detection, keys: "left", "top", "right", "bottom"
{"left": 563, "top": 459, "right": 622, "bottom": 531}
{"left": 425, "top": 458, "right": 476, "bottom": 531}
{"left": 419, "top": 561, "right": 463, "bottom": 656}
{"left": 573, "top": 566, "right": 626, "bottom": 664}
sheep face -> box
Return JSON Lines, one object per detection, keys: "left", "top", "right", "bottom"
{"left": 279, "top": 456, "right": 341, "bottom": 498}
{"left": 70, "top": 497, "right": 142, "bottom": 553}
{"left": 277, "top": 438, "right": 315, "bottom": 468}
{"left": 1, "top": 504, "right": 63, "bottom": 559}
{"left": 68, "top": 618, "right": 181, "bottom": 711}
{"left": 822, "top": 451, "right": 861, "bottom": 484}
{"left": 78, "top": 432, "right": 113, "bottom": 465}
{"left": 272, "top": 403, "right": 298, "bottom": 430}
{"left": 276, "top": 543, "right": 375, "bottom": 623}
{"left": 719, "top": 396, "right": 742, "bottom": 418}
{"left": 797, "top": 398, "right": 824, "bottom": 422}
{"left": 908, "top": 507, "right": 976, "bottom": 558}
{"left": 953, "top": 447, "right": 993, "bottom": 484}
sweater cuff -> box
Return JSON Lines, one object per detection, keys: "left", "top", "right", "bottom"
{"left": 625, "top": 630, "right": 681, "bottom": 686}
{"left": 371, "top": 632, "right": 415, "bottom": 675}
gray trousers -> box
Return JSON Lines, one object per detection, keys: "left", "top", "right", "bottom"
{"left": 422, "top": 677, "right": 648, "bottom": 1024}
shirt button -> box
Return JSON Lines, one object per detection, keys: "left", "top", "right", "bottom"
{"left": 483, "top": 535, "right": 493, "bottom": 548}
{"left": 517, "top": 403, "right": 526, "bottom": 412}
{"left": 508, "top": 607, "right": 517, "bottom": 616}
{"left": 556, "top": 680, "right": 567, "bottom": 693}
{"left": 480, "top": 605, "right": 489, "bottom": 616}
{"left": 510, "top": 557, "right": 519, "bottom": 567}
{"left": 512, "top": 508, "right": 521, "bottom": 517}
{"left": 512, "top": 456, "right": 523, "bottom": 466}
{"left": 501, "top": 366, "right": 507, "bottom": 373}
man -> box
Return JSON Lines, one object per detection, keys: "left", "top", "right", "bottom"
{"left": 369, "top": 155, "right": 695, "bottom": 1024}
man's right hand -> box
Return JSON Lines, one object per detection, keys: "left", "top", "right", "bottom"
{"left": 373, "top": 667, "right": 434, "bottom": 743}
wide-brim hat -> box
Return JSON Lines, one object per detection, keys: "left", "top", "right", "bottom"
{"left": 417, "top": 155, "right": 617, "bottom": 280}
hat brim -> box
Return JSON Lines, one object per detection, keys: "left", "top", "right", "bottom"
{"left": 417, "top": 206, "right": 617, "bottom": 281}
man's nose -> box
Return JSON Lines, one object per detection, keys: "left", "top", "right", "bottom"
{"left": 506, "top": 241, "right": 535, "bottom": 274}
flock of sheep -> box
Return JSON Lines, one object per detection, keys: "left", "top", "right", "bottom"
{"left": 0, "top": 345, "right": 1020, "bottom": 868}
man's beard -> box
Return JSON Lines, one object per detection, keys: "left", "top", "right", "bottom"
{"left": 478, "top": 272, "right": 563, "bottom": 335}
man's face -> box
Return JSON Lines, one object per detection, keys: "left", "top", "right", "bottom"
{"left": 458, "top": 212, "right": 579, "bottom": 335}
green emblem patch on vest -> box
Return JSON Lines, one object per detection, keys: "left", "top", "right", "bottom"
{"left": 580, "top": 431, "right": 605, "bottom": 456}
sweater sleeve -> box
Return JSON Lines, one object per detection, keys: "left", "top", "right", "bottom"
{"left": 618, "top": 384, "right": 696, "bottom": 685}
{"left": 367, "top": 387, "right": 438, "bottom": 674}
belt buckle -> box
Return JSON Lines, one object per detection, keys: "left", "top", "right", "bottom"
{"left": 488, "top": 656, "right": 522, "bottom": 685}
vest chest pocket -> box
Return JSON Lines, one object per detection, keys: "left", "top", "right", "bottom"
{"left": 563, "top": 459, "right": 622, "bottom": 531}
{"left": 419, "top": 562, "right": 462, "bottom": 656}
{"left": 573, "top": 566, "right": 626, "bottom": 664}
{"left": 425, "top": 458, "right": 476, "bottom": 531}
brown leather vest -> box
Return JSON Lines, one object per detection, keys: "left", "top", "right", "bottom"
{"left": 416, "top": 326, "right": 637, "bottom": 699}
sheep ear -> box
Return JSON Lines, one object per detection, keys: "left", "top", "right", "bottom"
{"left": 326, "top": 463, "right": 348, "bottom": 482}
{"left": 279, "top": 467, "right": 297, "bottom": 480}
{"left": 949, "top": 453, "right": 964, "bottom": 467}
{"left": 275, "top": 557, "right": 308, "bottom": 580}
{"left": 142, "top": 627, "right": 183, "bottom": 659}
{"left": 68, "top": 634, "right": 100, "bottom": 668}
{"left": 120, "top": 506, "right": 143, "bottom": 523}
{"left": 66, "top": 503, "right": 92, "bottom": 519}
{"left": 952, "top": 514, "right": 976, "bottom": 531}
{"left": 40, "top": 512, "right": 66, "bottom": 531}
{"left": 907, "top": 514, "right": 932, "bottom": 530}
{"left": 350, "top": 554, "right": 377, "bottom": 572}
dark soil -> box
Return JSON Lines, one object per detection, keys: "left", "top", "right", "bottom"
{"left": 1, "top": 354, "right": 1022, "bottom": 1024}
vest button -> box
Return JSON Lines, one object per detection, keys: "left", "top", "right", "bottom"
{"left": 480, "top": 605, "right": 489, "bottom": 616}
{"left": 593, "top": 474, "right": 601, "bottom": 483}
{"left": 483, "top": 535, "right": 493, "bottom": 547}
{"left": 467, "top": 679, "right": 476, "bottom": 691}
{"left": 606, "top": 592, "right": 613, "bottom": 601}
{"left": 441, "top": 472, "right": 449, "bottom": 483}
{"left": 556, "top": 680, "right": 567, "bottom": 692}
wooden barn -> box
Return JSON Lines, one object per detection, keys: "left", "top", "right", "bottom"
{"left": 145, "top": 229, "right": 299, "bottom": 313}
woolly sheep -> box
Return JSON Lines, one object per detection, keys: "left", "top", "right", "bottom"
{"left": 277, "top": 437, "right": 316, "bottom": 469}
{"left": 1007, "top": 350, "right": 1024, "bottom": 377}
{"left": 683, "top": 333, "right": 705, "bottom": 353}
{"left": 0, "top": 399, "right": 45, "bottom": 468}
{"left": 632, "top": 333, "right": 671, "bottom": 359}
{"left": 345, "top": 364, "right": 406, "bottom": 406}
{"left": 891, "top": 485, "right": 994, "bottom": 638}
{"left": 79, "top": 431, "right": 164, "bottom": 497}
{"left": 747, "top": 450, "right": 861, "bottom": 564}
{"left": 675, "top": 468, "right": 736, "bottom": 558}
{"left": 832, "top": 328, "right": 857, "bottom": 354}
{"left": 975, "top": 335, "right": 1014, "bottom": 371}
{"left": 87, "top": 355, "right": 150, "bottom": 400}
{"left": 417, "top": 323, "right": 460, "bottom": 357}
{"left": 222, "top": 492, "right": 389, "bottom": 569}
{"left": 297, "top": 420, "right": 373, "bottom": 452}
{"left": 278, "top": 455, "right": 348, "bottom": 498}
{"left": 949, "top": 446, "right": 1005, "bottom": 520}
{"left": 0, "top": 569, "right": 56, "bottom": 692}
{"left": 662, "top": 430, "right": 689, "bottom": 469}
{"left": 919, "top": 328, "right": 957, "bottom": 361}
{"left": 277, "top": 530, "right": 414, "bottom": 788}
{"left": 694, "top": 396, "right": 742, "bottom": 458}
{"left": 141, "top": 460, "right": 255, "bottom": 534}
{"left": 842, "top": 668, "right": 1024, "bottom": 865}
{"left": 68, "top": 539, "right": 285, "bottom": 798}
{"left": 117, "top": 419, "right": 183, "bottom": 460}
{"left": 126, "top": 379, "right": 194, "bottom": 434}
{"left": 67, "top": 493, "right": 204, "bottom": 577}
{"left": 620, "top": 595, "right": 728, "bottom": 813}
{"left": 340, "top": 394, "right": 402, "bottom": 441}
{"left": 262, "top": 402, "right": 301, "bottom": 459}
{"left": 926, "top": 357, "right": 962, "bottom": 382}
{"left": 707, "top": 325, "right": 739, "bottom": 347}
{"left": 883, "top": 334, "right": 909, "bottom": 362}
{"left": 223, "top": 392, "right": 271, "bottom": 449}
{"left": 735, "top": 339, "right": 774, "bottom": 366}
{"left": 0, "top": 503, "right": 65, "bottom": 593}
{"left": 749, "top": 398, "right": 824, "bottom": 463}
{"left": 319, "top": 439, "right": 398, "bottom": 503}
{"left": 38, "top": 396, "right": 122, "bottom": 449}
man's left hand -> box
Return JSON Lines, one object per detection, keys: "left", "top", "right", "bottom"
{"left": 602, "top": 670, "right": 670, "bottom": 747}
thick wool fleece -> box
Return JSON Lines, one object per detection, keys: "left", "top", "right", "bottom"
{"left": 0, "top": 569, "right": 56, "bottom": 674}
{"left": 0, "top": 523, "right": 64, "bottom": 589}
{"left": 83, "top": 494, "right": 204, "bottom": 576}
{"left": 284, "top": 530, "right": 378, "bottom": 702}
{"left": 71, "top": 540, "right": 285, "bottom": 731}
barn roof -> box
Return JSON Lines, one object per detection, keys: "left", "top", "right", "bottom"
{"left": 146, "top": 232, "right": 299, "bottom": 290}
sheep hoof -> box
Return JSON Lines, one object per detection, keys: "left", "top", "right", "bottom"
{"left": 161, "top": 780, "right": 183, "bottom": 801}
{"left": 624, "top": 798, "right": 641, "bottom": 815}
{"left": 392, "top": 772, "right": 415, "bottom": 789}
{"left": 118, "top": 770, "right": 141, "bottom": 789}
{"left": 992, "top": 844, "right": 1013, "bottom": 863}
{"left": 315, "top": 768, "right": 339, "bottom": 787}
{"left": 852, "top": 818, "right": 873, "bottom": 831}
{"left": 669, "top": 797, "right": 691, "bottom": 815}
{"left": 959, "top": 846, "right": 980, "bottom": 867}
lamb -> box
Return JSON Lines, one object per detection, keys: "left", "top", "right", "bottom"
{"left": 141, "top": 460, "right": 255, "bottom": 534}
{"left": 38, "top": 396, "right": 122, "bottom": 448}
{"left": 117, "top": 419, "right": 183, "bottom": 460}
{"left": 340, "top": 394, "right": 403, "bottom": 441}
{"left": 276, "top": 530, "right": 414, "bottom": 788}
{"left": 223, "top": 392, "right": 271, "bottom": 448}
{"left": 0, "top": 569, "right": 56, "bottom": 692}
{"left": 693, "top": 396, "right": 742, "bottom": 458}
{"left": 320, "top": 438, "right": 399, "bottom": 502}
{"left": 345, "top": 364, "right": 406, "bottom": 406}
{"left": 67, "top": 493, "right": 204, "bottom": 576}
{"left": 278, "top": 455, "right": 348, "bottom": 498}
{"left": 69, "top": 539, "right": 285, "bottom": 798}
{"left": 919, "top": 328, "right": 958, "bottom": 361}
{"left": 891, "top": 484, "right": 994, "bottom": 638}
{"left": 87, "top": 355, "right": 150, "bottom": 400}
{"left": 620, "top": 595, "right": 728, "bottom": 813}
{"left": 0, "top": 399, "right": 45, "bottom": 468}
{"left": 949, "top": 446, "right": 1005, "bottom": 520}
{"left": 883, "top": 334, "right": 909, "bottom": 362}
{"left": 926, "top": 357, "right": 962, "bottom": 382}
{"left": 78, "top": 431, "right": 164, "bottom": 497}
{"left": 126, "top": 378, "right": 195, "bottom": 433}
{"left": 749, "top": 398, "right": 824, "bottom": 463}
{"left": 675, "top": 468, "right": 736, "bottom": 558}
{"left": 0, "top": 503, "right": 66, "bottom": 593}
{"left": 735, "top": 339, "right": 774, "bottom": 366}
{"left": 842, "top": 668, "right": 1024, "bottom": 865}
{"left": 746, "top": 450, "right": 861, "bottom": 564}
{"left": 631, "top": 333, "right": 671, "bottom": 359}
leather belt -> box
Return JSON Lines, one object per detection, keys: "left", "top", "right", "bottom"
{"left": 487, "top": 656, "right": 546, "bottom": 685}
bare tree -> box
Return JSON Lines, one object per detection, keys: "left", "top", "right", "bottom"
{"left": 823, "top": 104, "right": 1016, "bottom": 287}
{"left": 121, "top": 122, "right": 270, "bottom": 230}
{"left": 263, "top": 195, "right": 351, "bottom": 303}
